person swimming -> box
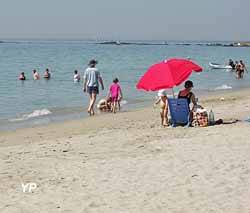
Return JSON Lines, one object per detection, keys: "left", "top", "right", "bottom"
{"left": 19, "top": 72, "right": 26, "bottom": 80}
{"left": 73, "top": 70, "right": 80, "bottom": 82}
{"left": 43, "top": 68, "right": 51, "bottom": 79}
{"left": 33, "top": 69, "right": 39, "bottom": 80}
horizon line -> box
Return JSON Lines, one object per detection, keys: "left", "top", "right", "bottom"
{"left": 0, "top": 37, "right": 249, "bottom": 42}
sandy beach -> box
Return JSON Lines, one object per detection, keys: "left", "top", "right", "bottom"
{"left": 1, "top": 89, "right": 250, "bottom": 213}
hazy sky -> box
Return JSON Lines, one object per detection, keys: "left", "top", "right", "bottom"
{"left": 1, "top": 0, "right": 250, "bottom": 40}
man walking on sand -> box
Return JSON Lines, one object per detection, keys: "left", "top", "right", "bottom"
{"left": 83, "top": 59, "right": 104, "bottom": 116}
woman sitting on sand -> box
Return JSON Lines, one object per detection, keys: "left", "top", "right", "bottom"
{"left": 178, "top": 80, "right": 197, "bottom": 110}
{"left": 155, "top": 89, "right": 169, "bottom": 127}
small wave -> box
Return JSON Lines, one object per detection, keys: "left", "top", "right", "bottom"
{"left": 9, "top": 109, "right": 52, "bottom": 122}
{"left": 214, "top": 84, "right": 232, "bottom": 90}
{"left": 120, "top": 100, "right": 128, "bottom": 106}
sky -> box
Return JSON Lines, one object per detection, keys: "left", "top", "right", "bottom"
{"left": 0, "top": 0, "right": 250, "bottom": 41}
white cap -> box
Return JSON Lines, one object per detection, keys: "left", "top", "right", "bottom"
{"left": 158, "top": 89, "right": 167, "bottom": 97}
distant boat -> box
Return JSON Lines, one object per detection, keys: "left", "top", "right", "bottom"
{"left": 116, "top": 41, "right": 121, "bottom": 45}
{"left": 209, "top": 62, "right": 232, "bottom": 69}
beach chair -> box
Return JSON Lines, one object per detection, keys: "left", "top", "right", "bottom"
{"left": 168, "top": 98, "right": 191, "bottom": 127}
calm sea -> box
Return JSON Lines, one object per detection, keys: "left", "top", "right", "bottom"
{"left": 0, "top": 40, "right": 250, "bottom": 130}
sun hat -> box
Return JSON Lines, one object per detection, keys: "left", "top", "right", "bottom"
{"left": 158, "top": 89, "right": 167, "bottom": 97}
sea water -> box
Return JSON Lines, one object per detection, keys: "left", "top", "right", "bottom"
{"left": 0, "top": 40, "right": 250, "bottom": 130}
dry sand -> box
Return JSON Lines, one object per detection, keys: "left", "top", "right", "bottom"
{"left": 0, "top": 90, "right": 250, "bottom": 213}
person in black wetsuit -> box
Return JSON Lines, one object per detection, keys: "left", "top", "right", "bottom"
{"left": 178, "top": 80, "right": 197, "bottom": 110}
{"left": 228, "top": 59, "right": 235, "bottom": 70}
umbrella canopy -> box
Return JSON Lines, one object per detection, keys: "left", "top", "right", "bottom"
{"left": 136, "top": 58, "right": 202, "bottom": 91}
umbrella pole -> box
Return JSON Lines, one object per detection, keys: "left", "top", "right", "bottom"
{"left": 172, "top": 88, "right": 175, "bottom": 99}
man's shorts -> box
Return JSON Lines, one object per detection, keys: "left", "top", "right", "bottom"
{"left": 87, "top": 86, "right": 99, "bottom": 94}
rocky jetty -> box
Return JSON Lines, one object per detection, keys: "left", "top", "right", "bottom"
{"left": 98, "top": 41, "right": 168, "bottom": 46}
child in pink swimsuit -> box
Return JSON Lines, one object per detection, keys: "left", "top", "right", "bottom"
{"left": 108, "top": 78, "right": 123, "bottom": 113}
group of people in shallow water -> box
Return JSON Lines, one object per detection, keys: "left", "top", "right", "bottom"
{"left": 228, "top": 59, "right": 246, "bottom": 79}
{"left": 19, "top": 68, "right": 51, "bottom": 80}
{"left": 19, "top": 68, "right": 82, "bottom": 82}
{"left": 18, "top": 59, "right": 123, "bottom": 115}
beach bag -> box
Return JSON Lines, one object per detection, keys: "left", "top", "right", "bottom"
{"left": 192, "top": 110, "right": 208, "bottom": 127}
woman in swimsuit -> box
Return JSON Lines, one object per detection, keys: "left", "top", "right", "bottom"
{"left": 178, "top": 80, "right": 197, "bottom": 110}
{"left": 239, "top": 60, "right": 245, "bottom": 79}
{"left": 235, "top": 61, "right": 241, "bottom": 79}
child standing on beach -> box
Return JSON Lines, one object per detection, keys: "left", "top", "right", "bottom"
{"left": 155, "top": 89, "right": 169, "bottom": 126}
{"left": 108, "top": 78, "right": 123, "bottom": 113}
